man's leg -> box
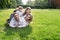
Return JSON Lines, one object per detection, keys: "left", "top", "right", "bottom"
{"left": 7, "top": 14, "right": 14, "bottom": 23}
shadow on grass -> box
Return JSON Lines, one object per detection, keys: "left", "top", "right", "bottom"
{"left": 3, "top": 23, "right": 32, "bottom": 40}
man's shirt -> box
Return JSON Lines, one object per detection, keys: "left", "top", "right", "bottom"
{"left": 9, "top": 17, "right": 28, "bottom": 27}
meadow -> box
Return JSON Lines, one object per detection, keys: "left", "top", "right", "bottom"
{"left": 0, "top": 9, "right": 60, "bottom": 40}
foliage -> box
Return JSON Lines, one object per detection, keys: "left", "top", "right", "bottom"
{"left": 26, "top": 0, "right": 35, "bottom": 6}
{"left": 0, "top": 0, "right": 58, "bottom": 9}
{"left": 16, "top": 0, "right": 22, "bottom": 5}
{"left": 34, "top": 0, "right": 49, "bottom": 8}
{"left": 0, "top": 0, "right": 7, "bottom": 8}
{"left": 0, "top": 0, "right": 22, "bottom": 9}
{"left": 10, "top": 0, "right": 17, "bottom": 8}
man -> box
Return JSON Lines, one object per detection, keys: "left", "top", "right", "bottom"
{"left": 7, "top": 6, "right": 23, "bottom": 23}
{"left": 9, "top": 13, "right": 28, "bottom": 28}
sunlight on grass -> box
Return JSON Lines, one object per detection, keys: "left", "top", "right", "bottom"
{"left": 0, "top": 9, "right": 60, "bottom": 40}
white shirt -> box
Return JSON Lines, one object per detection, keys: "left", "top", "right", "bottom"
{"left": 9, "top": 17, "right": 28, "bottom": 28}
{"left": 16, "top": 11, "right": 23, "bottom": 17}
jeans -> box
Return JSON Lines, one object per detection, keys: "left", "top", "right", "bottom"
{"left": 7, "top": 14, "right": 14, "bottom": 23}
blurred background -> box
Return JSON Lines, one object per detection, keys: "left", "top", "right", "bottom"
{"left": 0, "top": 0, "right": 60, "bottom": 9}
{"left": 0, "top": 0, "right": 60, "bottom": 40}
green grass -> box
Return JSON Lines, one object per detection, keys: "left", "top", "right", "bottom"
{"left": 0, "top": 9, "right": 60, "bottom": 40}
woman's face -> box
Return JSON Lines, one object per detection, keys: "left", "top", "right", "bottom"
{"left": 26, "top": 9, "right": 31, "bottom": 13}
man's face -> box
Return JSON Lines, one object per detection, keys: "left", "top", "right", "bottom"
{"left": 14, "top": 14, "right": 19, "bottom": 20}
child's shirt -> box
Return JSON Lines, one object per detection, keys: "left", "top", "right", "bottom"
{"left": 16, "top": 11, "right": 23, "bottom": 17}
{"left": 9, "top": 17, "right": 28, "bottom": 27}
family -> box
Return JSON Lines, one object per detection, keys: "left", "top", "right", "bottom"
{"left": 7, "top": 6, "right": 33, "bottom": 28}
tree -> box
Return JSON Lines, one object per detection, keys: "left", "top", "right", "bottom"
{"left": 16, "top": 0, "right": 22, "bottom": 5}
{"left": 0, "top": 0, "right": 7, "bottom": 8}
{"left": 0, "top": 0, "right": 17, "bottom": 8}
{"left": 10, "top": 0, "right": 17, "bottom": 8}
{"left": 34, "top": 0, "right": 40, "bottom": 6}
{"left": 34, "top": 0, "right": 49, "bottom": 8}
{"left": 26, "top": 0, "right": 35, "bottom": 6}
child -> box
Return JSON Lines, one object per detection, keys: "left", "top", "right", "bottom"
{"left": 16, "top": 6, "right": 24, "bottom": 17}
{"left": 23, "top": 7, "right": 33, "bottom": 24}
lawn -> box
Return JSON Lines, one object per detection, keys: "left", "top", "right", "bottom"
{"left": 0, "top": 9, "right": 60, "bottom": 40}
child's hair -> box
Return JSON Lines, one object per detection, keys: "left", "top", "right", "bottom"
{"left": 23, "top": 7, "right": 31, "bottom": 16}
{"left": 18, "top": 6, "right": 23, "bottom": 9}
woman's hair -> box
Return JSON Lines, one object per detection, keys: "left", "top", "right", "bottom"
{"left": 23, "top": 7, "right": 31, "bottom": 16}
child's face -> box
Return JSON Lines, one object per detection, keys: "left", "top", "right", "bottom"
{"left": 26, "top": 9, "right": 31, "bottom": 13}
{"left": 25, "top": 15, "right": 30, "bottom": 21}
{"left": 19, "top": 8, "right": 23, "bottom": 12}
